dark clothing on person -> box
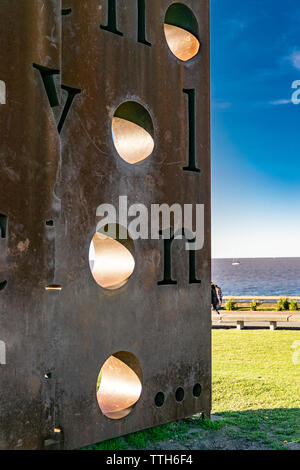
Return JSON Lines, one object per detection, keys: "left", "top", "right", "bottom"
{"left": 211, "top": 283, "right": 219, "bottom": 311}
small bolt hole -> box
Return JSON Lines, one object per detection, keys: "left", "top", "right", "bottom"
{"left": 175, "top": 387, "right": 184, "bottom": 402}
{"left": 155, "top": 392, "right": 165, "bottom": 407}
{"left": 193, "top": 383, "right": 202, "bottom": 398}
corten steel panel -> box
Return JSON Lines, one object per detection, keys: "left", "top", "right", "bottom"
{"left": 0, "top": 0, "right": 62, "bottom": 449}
{"left": 0, "top": 0, "right": 210, "bottom": 450}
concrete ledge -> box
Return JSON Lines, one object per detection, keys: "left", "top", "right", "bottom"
{"left": 212, "top": 311, "right": 300, "bottom": 329}
{"left": 215, "top": 312, "right": 290, "bottom": 321}
{"left": 289, "top": 313, "right": 300, "bottom": 322}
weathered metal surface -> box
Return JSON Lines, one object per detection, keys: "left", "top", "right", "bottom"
{"left": 0, "top": 0, "right": 211, "bottom": 449}
{"left": 0, "top": 0, "right": 61, "bottom": 450}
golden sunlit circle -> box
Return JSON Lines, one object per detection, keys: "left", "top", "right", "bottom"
{"left": 164, "top": 24, "right": 200, "bottom": 61}
{"left": 112, "top": 101, "right": 154, "bottom": 164}
{"left": 96, "top": 352, "right": 143, "bottom": 420}
{"left": 89, "top": 224, "right": 135, "bottom": 290}
{"left": 164, "top": 3, "right": 200, "bottom": 61}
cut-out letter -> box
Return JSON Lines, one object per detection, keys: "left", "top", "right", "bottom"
{"left": 100, "top": 0, "right": 123, "bottom": 36}
{"left": 137, "top": 0, "right": 151, "bottom": 46}
{"left": 183, "top": 89, "right": 200, "bottom": 173}
{"left": 0, "top": 340, "right": 6, "bottom": 365}
{"left": 189, "top": 243, "right": 201, "bottom": 284}
{"left": 33, "top": 64, "right": 60, "bottom": 107}
{"left": 58, "top": 85, "right": 81, "bottom": 134}
{"left": 0, "top": 80, "right": 6, "bottom": 104}
{"left": 33, "top": 64, "right": 81, "bottom": 134}
{"left": 157, "top": 235, "right": 178, "bottom": 286}
{"left": 158, "top": 229, "right": 201, "bottom": 285}
{"left": 0, "top": 214, "right": 8, "bottom": 238}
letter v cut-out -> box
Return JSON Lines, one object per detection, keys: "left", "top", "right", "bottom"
{"left": 33, "top": 64, "right": 81, "bottom": 134}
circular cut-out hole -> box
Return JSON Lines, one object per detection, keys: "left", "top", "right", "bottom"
{"left": 96, "top": 351, "right": 143, "bottom": 420}
{"left": 112, "top": 101, "right": 154, "bottom": 164}
{"left": 155, "top": 392, "right": 165, "bottom": 408}
{"left": 193, "top": 383, "right": 202, "bottom": 398}
{"left": 89, "top": 224, "right": 135, "bottom": 290}
{"left": 164, "top": 3, "right": 200, "bottom": 61}
{"left": 175, "top": 387, "right": 185, "bottom": 402}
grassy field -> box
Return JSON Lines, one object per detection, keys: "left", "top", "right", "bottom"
{"left": 85, "top": 329, "right": 300, "bottom": 450}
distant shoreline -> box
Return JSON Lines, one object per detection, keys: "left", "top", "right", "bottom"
{"left": 212, "top": 258, "right": 300, "bottom": 298}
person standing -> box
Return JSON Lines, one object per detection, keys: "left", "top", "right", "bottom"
{"left": 211, "top": 282, "right": 219, "bottom": 313}
{"left": 215, "top": 285, "right": 223, "bottom": 310}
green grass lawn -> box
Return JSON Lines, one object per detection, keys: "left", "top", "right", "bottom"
{"left": 211, "top": 329, "right": 300, "bottom": 450}
{"left": 85, "top": 330, "right": 300, "bottom": 450}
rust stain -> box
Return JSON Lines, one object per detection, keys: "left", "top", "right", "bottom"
{"left": 17, "top": 239, "right": 30, "bottom": 252}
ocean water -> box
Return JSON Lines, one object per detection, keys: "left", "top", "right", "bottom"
{"left": 212, "top": 258, "right": 300, "bottom": 297}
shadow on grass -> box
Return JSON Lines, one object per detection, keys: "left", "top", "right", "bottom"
{"left": 82, "top": 408, "right": 300, "bottom": 451}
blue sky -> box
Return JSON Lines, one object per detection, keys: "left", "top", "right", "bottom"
{"left": 211, "top": 0, "right": 300, "bottom": 258}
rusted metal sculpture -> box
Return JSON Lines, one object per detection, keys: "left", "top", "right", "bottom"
{"left": 0, "top": 0, "right": 211, "bottom": 449}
